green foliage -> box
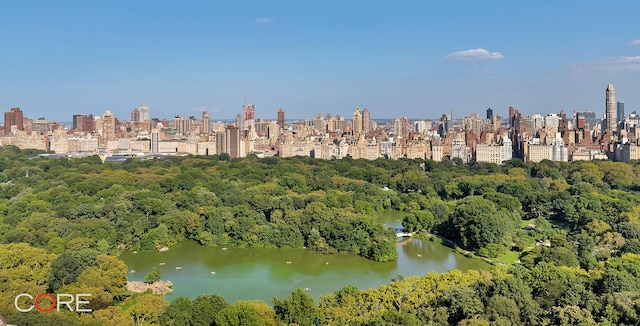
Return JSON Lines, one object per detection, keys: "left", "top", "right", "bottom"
{"left": 48, "top": 249, "right": 98, "bottom": 292}
{"left": 449, "top": 197, "right": 518, "bottom": 250}
{"left": 273, "top": 288, "right": 320, "bottom": 326}
{"left": 215, "top": 300, "right": 276, "bottom": 326}
{"left": 144, "top": 266, "right": 162, "bottom": 284}
{"left": 4, "top": 148, "right": 640, "bottom": 325}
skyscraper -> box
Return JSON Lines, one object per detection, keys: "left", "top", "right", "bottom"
{"left": 486, "top": 108, "right": 493, "bottom": 121}
{"left": 617, "top": 101, "right": 625, "bottom": 124}
{"left": 202, "top": 111, "right": 211, "bottom": 134}
{"left": 4, "top": 107, "right": 24, "bottom": 135}
{"left": 606, "top": 84, "right": 616, "bottom": 133}
{"left": 277, "top": 108, "right": 285, "bottom": 130}
{"left": 313, "top": 113, "right": 324, "bottom": 132}
{"left": 101, "top": 110, "right": 116, "bottom": 141}
{"left": 151, "top": 128, "right": 159, "bottom": 153}
{"left": 352, "top": 107, "right": 363, "bottom": 134}
{"left": 235, "top": 114, "right": 243, "bottom": 129}
{"left": 131, "top": 108, "right": 140, "bottom": 122}
{"left": 139, "top": 102, "right": 149, "bottom": 122}
{"left": 362, "top": 108, "right": 371, "bottom": 133}
{"left": 226, "top": 125, "right": 241, "bottom": 158}
{"left": 243, "top": 104, "right": 255, "bottom": 130}
{"left": 401, "top": 116, "right": 410, "bottom": 140}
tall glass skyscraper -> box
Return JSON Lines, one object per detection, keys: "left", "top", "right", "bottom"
{"left": 617, "top": 101, "right": 625, "bottom": 123}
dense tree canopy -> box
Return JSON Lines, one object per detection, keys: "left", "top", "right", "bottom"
{"left": 2, "top": 146, "right": 640, "bottom": 324}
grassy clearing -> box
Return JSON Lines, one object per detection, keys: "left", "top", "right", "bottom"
{"left": 494, "top": 250, "right": 521, "bottom": 264}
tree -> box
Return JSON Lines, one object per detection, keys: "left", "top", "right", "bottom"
{"left": 0, "top": 243, "right": 56, "bottom": 311}
{"left": 450, "top": 197, "right": 517, "bottom": 250}
{"left": 144, "top": 266, "right": 161, "bottom": 284}
{"left": 191, "top": 294, "right": 228, "bottom": 326}
{"left": 48, "top": 249, "right": 98, "bottom": 292}
{"left": 215, "top": 300, "right": 276, "bottom": 326}
{"left": 129, "top": 294, "right": 169, "bottom": 325}
{"left": 273, "top": 288, "right": 320, "bottom": 326}
{"left": 159, "top": 297, "right": 193, "bottom": 326}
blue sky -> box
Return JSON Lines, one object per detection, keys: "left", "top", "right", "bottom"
{"left": 1, "top": 1, "right": 639, "bottom": 121}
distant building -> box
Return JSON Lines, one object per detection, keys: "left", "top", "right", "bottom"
{"left": 475, "top": 135, "right": 512, "bottom": 164}
{"left": 202, "top": 111, "right": 211, "bottom": 134}
{"left": 4, "top": 107, "right": 23, "bottom": 135}
{"left": 362, "top": 108, "right": 371, "bottom": 132}
{"left": 352, "top": 107, "right": 363, "bottom": 134}
{"left": 225, "top": 125, "right": 242, "bottom": 158}
{"left": 99, "top": 110, "right": 116, "bottom": 141}
{"left": 617, "top": 101, "right": 625, "bottom": 122}
{"left": 151, "top": 128, "right": 159, "bottom": 153}
{"left": 131, "top": 108, "right": 140, "bottom": 122}
{"left": 617, "top": 101, "right": 625, "bottom": 130}
{"left": 173, "top": 115, "right": 190, "bottom": 135}
{"left": 313, "top": 113, "right": 324, "bottom": 133}
{"left": 139, "top": 102, "right": 150, "bottom": 122}
{"left": 277, "top": 108, "right": 285, "bottom": 130}
{"left": 243, "top": 104, "right": 255, "bottom": 130}
{"left": 577, "top": 111, "right": 598, "bottom": 129}
{"left": 450, "top": 137, "right": 469, "bottom": 163}
{"left": 606, "top": 84, "right": 616, "bottom": 133}
{"left": 73, "top": 114, "right": 94, "bottom": 133}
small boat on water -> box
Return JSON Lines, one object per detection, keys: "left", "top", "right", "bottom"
{"left": 175, "top": 266, "right": 182, "bottom": 270}
{"left": 130, "top": 270, "right": 135, "bottom": 273}
{"left": 286, "top": 261, "right": 292, "bottom": 264}
{"left": 417, "top": 254, "right": 422, "bottom": 257}
{"left": 159, "top": 262, "right": 165, "bottom": 265}
{"left": 304, "top": 288, "right": 310, "bottom": 291}
{"left": 211, "top": 271, "right": 216, "bottom": 275}
{"left": 221, "top": 247, "right": 228, "bottom": 251}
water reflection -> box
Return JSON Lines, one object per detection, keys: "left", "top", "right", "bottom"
{"left": 121, "top": 238, "right": 487, "bottom": 303}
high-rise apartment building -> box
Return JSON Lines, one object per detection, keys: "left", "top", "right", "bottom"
{"left": 277, "top": 109, "right": 285, "bottom": 130}
{"left": 131, "top": 108, "right": 140, "bottom": 122}
{"left": 439, "top": 114, "right": 449, "bottom": 137}
{"left": 243, "top": 104, "right": 255, "bottom": 130}
{"left": 173, "top": 115, "right": 190, "bottom": 135}
{"left": 151, "top": 128, "right": 159, "bottom": 153}
{"left": 225, "top": 125, "right": 241, "bottom": 158}
{"left": 202, "top": 111, "right": 211, "bottom": 134}
{"left": 362, "top": 108, "right": 371, "bottom": 133}
{"left": 235, "top": 114, "right": 243, "bottom": 129}
{"left": 313, "top": 113, "right": 324, "bottom": 132}
{"left": 401, "top": 117, "right": 410, "bottom": 140}
{"left": 100, "top": 110, "right": 116, "bottom": 141}
{"left": 617, "top": 101, "right": 625, "bottom": 129}
{"left": 139, "top": 102, "right": 149, "bottom": 122}
{"left": 352, "top": 107, "right": 363, "bottom": 134}
{"left": 606, "top": 84, "right": 616, "bottom": 133}
{"left": 577, "top": 111, "right": 597, "bottom": 129}
{"left": 486, "top": 108, "right": 493, "bottom": 121}
{"left": 73, "top": 114, "right": 94, "bottom": 133}
{"left": 4, "top": 107, "right": 24, "bottom": 135}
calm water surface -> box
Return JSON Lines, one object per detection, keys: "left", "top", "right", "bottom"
{"left": 120, "top": 212, "right": 489, "bottom": 303}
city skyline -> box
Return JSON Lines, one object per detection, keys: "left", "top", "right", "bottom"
{"left": 1, "top": 1, "right": 639, "bottom": 119}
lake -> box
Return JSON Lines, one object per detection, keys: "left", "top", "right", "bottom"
{"left": 120, "top": 211, "right": 489, "bottom": 303}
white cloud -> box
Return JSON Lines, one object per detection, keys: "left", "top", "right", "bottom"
{"left": 446, "top": 48, "right": 505, "bottom": 60}
{"left": 570, "top": 56, "right": 640, "bottom": 74}
{"left": 631, "top": 40, "right": 640, "bottom": 45}
{"left": 255, "top": 17, "right": 275, "bottom": 24}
